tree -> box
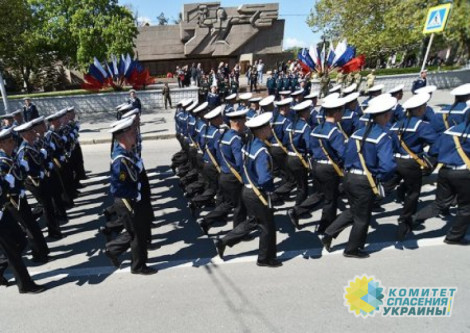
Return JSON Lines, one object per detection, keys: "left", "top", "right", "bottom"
{"left": 29, "top": 0, "right": 138, "bottom": 70}
{"left": 157, "top": 12, "right": 168, "bottom": 26}
{"left": 173, "top": 12, "right": 183, "bottom": 24}
{"left": 307, "top": 0, "right": 470, "bottom": 66}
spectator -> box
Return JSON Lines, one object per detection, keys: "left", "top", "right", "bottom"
{"left": 183, "top": 65, "right": 191, "bottom": 87}
{"left": 411, "top": 69, "right": 427, "bottom": 94}
{"left": 207, "top": 86, "right": 221, "bottom": 110}
{"left": 233, "top": 63, "right": 240, "bottom": 83}
{"left": 190, "top": 63, "right": 198, "bottom": 86}
{"left": 22, "top": 97, "right": 39, "bottom": 122}
{"left": 128, "top": 89, "right": 142, "bottom": 111}
{"left": 176, "top": 66, "right": 184, "bottom": 88}
{"left": 162, "top": 83, "right": 172, "bottom": 110}
{"left": 250, "top": 66, "right": 259, "bottom": 93}
{"left": 246, "top": 65, "right": 252, "bottom": 87}
{"left": 257, "top": 59, "right": 265, "bottom": 84}
{"left": 196, "top": 63, "right": 203, "bottom": 86}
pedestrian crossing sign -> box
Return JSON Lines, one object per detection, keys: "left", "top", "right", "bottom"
{"left": 423, "top": 3, "right": 452, "bottom": 34}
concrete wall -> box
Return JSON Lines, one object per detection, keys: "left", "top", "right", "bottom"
{"left": 312, "top": 68, "right": 470, "bottom": 93}
{"left": 3, "top": 87, "right": 199, "bottom": 115}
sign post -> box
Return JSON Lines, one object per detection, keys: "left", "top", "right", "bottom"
{"left": 421, "top": 3, "right": 452, "bottom": 72}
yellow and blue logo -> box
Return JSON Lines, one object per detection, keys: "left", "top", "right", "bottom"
{"left": 344, "top": 275, "right": 384, "bottom": 318}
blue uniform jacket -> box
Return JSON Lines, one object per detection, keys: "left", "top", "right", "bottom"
{"left": 285, "top": 118, "right": 310, "bottom": 155}
{"left": 110, "top": 145, "right": 140, "bottom": 199}
{"left": 438, "top": 122, "right": 470, "bottom": 166}
{"left": 202, "top": 125, "right": 222, "bottom": 164}
{"left": 390, "top": 116, "right": 440, "bottom": 156}
{"left": 216, "top": 129, "right": 244, "bottom": 175}
{"left": 432, "top": 102, "right": 469, "bottom": 133}
{"left": 346, "top": 123, "right": 397, "bottom": 181}
{"left": 242, "top": 138, "right": 274, "bottom": 192}
{"left": 309, "top": 122, "right": 347, "bottom": 165}
{"left": 16, "top": 141, "right": 44, "bottom": 179}
{"left": 270, "top": 111, "right": 291, "bottom": 147}
{"left": 341, "top": 107, "right": 361, "bottom": 137}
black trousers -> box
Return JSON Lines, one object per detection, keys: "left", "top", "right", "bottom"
{"left": 26, "top": 179, "right": 61, "bottom": 236}
{"left": 70, "top": 143, "right": 86, "bottom": 180}
{"left": 192, "top": 163, "right": 218, "bottom": 207}
{"left": 287, "top": 156, "right": 309, "bottom": 205}
{"left": 48, "top": 171, "right": 68, "bottom": 217}
{"left": 311, "top": 162, "right": 340, "bottom": 231}
{"left": 0, "top": 210, "right": 36, "bottom": 292}
{"left": 106, "top": 198, "right": 148, "bottom": 272}
{"left": 6, "top": 197, "right": 49, "bottom": 259}
{"left": 164, "top": 95, "right": 172, "bottom": 109}
{"left": 220, "top": 188, "right": 277, "bottom": 262}
{"left": 325, "top": 173, "right": 374, "bottom": 252}
{"left": 413, "top": 168, "right": 457, "bottom": 222}
{"left": 203, "top": 172, "right": 246, "bottom": 228}
{"left": 270, "top": 146, "right": 295, "bottom": 194}
{"left": 438, "top": 169, "right": 470, "bottom": 241}
{"left": 395, "top": 158, "right": 423, "bottom": 225}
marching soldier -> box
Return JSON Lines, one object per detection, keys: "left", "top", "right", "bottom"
{"left": 285, "top": 100, "right": 314, "bottom": 228}
{"left": 0, "top": 203, "right": 46, "bottom": 293}
{"left": 190, "top": 105, "right": 225, "bottom": 212}
{"left": 431, "top": 84, "right": 470, "bottom": 132}
{"left": 127, "top": 89, "right": 142, "bottom": 112}
{"left": 215, "top": 112, "right": 282, "bottom": 267}
{"left": 207, "top": 86, "right": 221, "bottom": 110}
{"left": 390, "top": 93, "right": 439, "bottom": 240}
{"left": 15, "top": 121, "right": 64, "bottom": 239}
{"left": 199, "top": 108, "right": 249, "bottom": 234}
{"left": 434, "top": 106, "right": 470, "bottom": 245}
{"left": 270, "top": 97, "right": 295, "bottom": 197}
{"left": 0, "top": 128, "right": 50, "bottom": 263}
{"left": 299, "top": 97, "right": 348, "bottom": 232}
{"left": 105, "top": 116, "right": 157, "bottom": 275}
{"left": 237, "top": 93, "right": 252, "bottom": 111}
{"left": 246, "top": 97, "right": 262, "bottom": 119}
{"left": 414, "top": 85, "right": 437, "bottom": 122}
{"left": 322, "top": 94, "right": 398, "bottom": 258}
{"left": 340, "top": 92, "right": 362, "bottom": 137}
{"left": 388, "top": 84, "right": 405, "bottom": 123}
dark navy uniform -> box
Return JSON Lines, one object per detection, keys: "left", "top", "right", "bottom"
{"left": 324, "top": 122, "right": 397, "bottom": 254}
{"left": 23, "top": 104, "right": 39, "bottom": 122}
{"left": 432, "top": 102, "right": 469, "bottom": 133}
{"left": 340, "top": 105, "right": 361, "bottom": 137}
{"left": 106, "top": 144, "right": 150, "bottom": 273}
{"left": 307, "top": 121, "right": 347, "bottom": 231}
{"left": 435, "top": 122, "right": 470, "bottom": 243}
{"left": 0, "top": 150, "right": 49, "bottom": 261}
{"left": 218, "top": 137, "right": 277, "bottom": 264}
{"left": 390, "top": 116, "right": 439, "bottom": 232}
{"left": 286, "top": 116, "right": 311, "bottom": 206}
{"left": 207, "top": 92, "right": 221, "bottom": 110}
{"left": 17, "top": 140, "right": 63, "bottom": 238}
{"left": 266, "top": 76, "right": 276, "bottom": 95}
{"left": 201, "top": 127, "right": 247, "bottom": 231}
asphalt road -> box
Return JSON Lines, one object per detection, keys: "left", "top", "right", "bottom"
{"left": 1, "top": 140, "right": 469, "bottom": 333}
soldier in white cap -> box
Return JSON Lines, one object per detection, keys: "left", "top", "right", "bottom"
{"left": 105, "top": 116, "right": 157, "bottom": 275}
{"left": 215, "top": 112, "right": 282, "bottom": 267}
{"left": 322, "top": 94, "right": 398, "bottom": 258}
{"left": 199, "top": 108, "right": 249, "bottom": 235}
{"left": 390, "top": 93, "right": 440, "bottom": 240}
{"left": 431, "top": 83, "right": 470, "bottom": 132}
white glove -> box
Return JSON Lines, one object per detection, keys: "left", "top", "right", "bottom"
{"left": 48, "top": 162, "right": 54, "bottom": 170}
{"left": 40, "top": 148, "right": 48, "bottom": 159}
{"left": 4, "top": 174, "right": 15, "bottom": 188}
{"left": 136, "top": 193, "right": 141, "bottom": 202}
{"left": 50, "top": 142, "right": 56, "bottom": 150}
{"left": 20, "top": 190, "right": 25, "bottom": 198}
{"left": 62, "top": 135, "right": 68, "bottom": 142}
{"left": 137, "top": 182, "right": 141, "bottom": 191}
{"left": 39, "top": 171, "right": 44, "bottom": 179}
{"left": 60, "top": 155, "right": 65, "bottom": 162}
{"left": 20, "top": 160, "right": 29, "bottom": 172}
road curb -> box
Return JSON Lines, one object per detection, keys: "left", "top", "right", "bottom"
{"left": 80, "top": 133, "right": 176, "bottom": 145}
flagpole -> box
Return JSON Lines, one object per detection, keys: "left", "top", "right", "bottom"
{"left": 421, "top": 33, "right": 434, "bottom": 72}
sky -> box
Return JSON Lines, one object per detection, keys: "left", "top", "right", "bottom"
{"left": 120, "top": 0, "right": 321, "bottom": 50}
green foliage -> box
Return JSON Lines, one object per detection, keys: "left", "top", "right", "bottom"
{"left": 0, "top": 0, "right": 138, "bottom": 92}
{"left": 307, "top": 0, "right": 470, "bottom": 61}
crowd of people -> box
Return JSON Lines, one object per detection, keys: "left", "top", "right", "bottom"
{"left": 171, "top": 80, "right": 470, "bottom": 266}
